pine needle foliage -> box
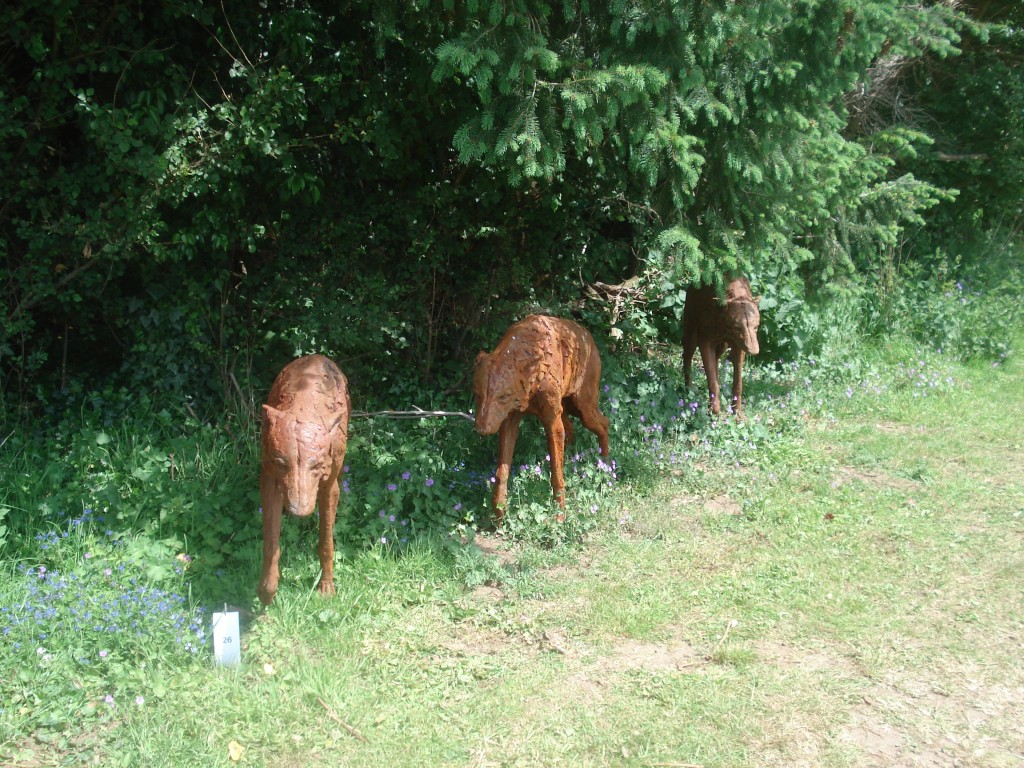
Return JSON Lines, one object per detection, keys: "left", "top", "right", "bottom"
{"left": 433, "top": 0, "right": 966, "bottom": 288}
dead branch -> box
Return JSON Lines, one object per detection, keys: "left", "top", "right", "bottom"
{"left": 936, "top": 152, "right": 988, "bottom": 162}
{"left": 844, "top": 54, "right": 924, "bottom": 137}
{"left": 711, "top": 619, "right": 737, "bottom": 656}
{"left": 351, "top": 407, "right": 474, "bottom": 422}
{"left": 585, "top": 276, "right": 643, "bottom": 301}
{"left": 317, "top": 696, "right": 369, "bottom": 743}
{"left": 9, "top": 247, "right": 101, "bottom": 322}
{"left": 584, "top": 276, "right": 644, "bottom": 324}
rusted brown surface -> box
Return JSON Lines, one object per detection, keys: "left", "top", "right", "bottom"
{"left": 682, "top": 277, "right": 761, "bottom": 416}
{"left": 258, "top": 354, "right": 350, "bottom": 605}
{"left": 473, "top": 315, "right": 610, "bottom": 521}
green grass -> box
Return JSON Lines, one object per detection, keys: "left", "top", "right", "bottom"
{"left": 3, "top": 338, "right": 1024, "bottom": 766}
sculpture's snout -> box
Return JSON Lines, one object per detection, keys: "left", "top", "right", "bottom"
{"left": 474, "top": 410, "right": 501, "bottom": 436}
{"left": 283, "top": 476, "right": 318, "bottom": 517}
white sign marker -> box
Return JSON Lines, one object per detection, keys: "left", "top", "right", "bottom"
{"left": 212, "top": 610, "right": 241, "bottom": 667}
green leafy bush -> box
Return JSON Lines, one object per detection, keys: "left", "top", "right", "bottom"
{"left": 869, "top": 248, "right": 1021, "bottom": 363}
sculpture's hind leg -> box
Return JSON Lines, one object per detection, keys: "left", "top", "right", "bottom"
{"left": 560, "top": 406, "right": 576, "bottom": 447}
{"left": 700, "top": 341, "right": 723, "bottom": 415}
{"left": 568, "top": 390, "right": 609, "bottom": 457}
{"left": 682, "top": 334, "right": 697, "bottom": 389}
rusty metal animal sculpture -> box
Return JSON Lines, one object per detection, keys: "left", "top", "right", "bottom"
{"left": 473, "top": 315, "right": 610, "bottom": 521}
{"left": 258, "top": 354, "right": 350, "bottom": 605}
{"left": 682, "top": 277, "right": 761, "bottom": 416}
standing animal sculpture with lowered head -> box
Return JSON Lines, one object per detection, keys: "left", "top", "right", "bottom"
{"left": 682, "top": 277, "right": 761, "bottom": 416}
{"left": 258, "top": 354, "right": 350, "bottom": 605}
{"left": 473, "top": 314, "right": 610, "bottom": 522}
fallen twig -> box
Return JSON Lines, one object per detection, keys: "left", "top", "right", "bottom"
{"left": 317, "top": 696, "right": 369, "bottom": 743}
{"left": 351, "top": 406, "right": 474, "bottom": 421}
{"left": 711, "top": 619, "right": 737, "bottom": 657}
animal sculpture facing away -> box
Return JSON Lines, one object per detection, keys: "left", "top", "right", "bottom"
{"left": 473, "top": 315, "right": 610, "bottom": 522}
{"left": 682, "top": 277, "right": 761, "bottom": 416}
{"left": 258, "top": 354, "right": 350, "bottom": 605}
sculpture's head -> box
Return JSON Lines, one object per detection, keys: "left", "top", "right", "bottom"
{"left": 725, "top": 295, "right": 760, "bottom": 355}
{"left": 261, "top": 405, "right": 344, "bottom": 516}
{"left": 472, "top": 351, "right": 525, "bottom": 435}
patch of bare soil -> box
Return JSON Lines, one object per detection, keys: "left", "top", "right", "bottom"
{"left": 832, "top": 465, "right": 919, "bottom": 492}
{"left": 434, "top": 619, "right": 530, "bottom": 660}
{"left": 536, "top": 632, "right": 707, "bottom": 675}
{"left": 536, "top": 559, "right": 589, "bottom": 581}
{"left": 876, "top": 422, "right": 929, "bottom": 435}
{"left": 703, "top": 494, "right": 743, "bottom": 516}
{"left": 472, "top": 533, "right": 518, "bottom": 566}
{"left": 469, "top": 585, "right": 505, "bottom": 602}
{"left": 839, "top": 666, "right": 1024, "bottom": 767}
{"left": 748, "top": 638, "right": 1024, "bottom": 767}
{"left": 669, "top": 493, "right": 701, "bottom": 509}
{"left": 841, "top": 720, "right": 913, "bottom": 765}
{"left": 593, "top": 637, "right": 705, "bottom": 673}
{"left": 516, "top": 633, "right": 710, "bottom": 715}
{"left": 756, "top": 640, "right": 859, "bottom": 677}
{"left": 665, "top": 493, "right": 742, "bottom": 526}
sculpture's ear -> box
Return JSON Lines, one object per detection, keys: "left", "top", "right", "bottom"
{"left": 472, "top": 353, "right": 494, "bottom": 405}
{"left": 754, "top": 295, "right": 761, "bottom": 305}
{"left": 261, "top": 404, "right": 277, "bottom": 427}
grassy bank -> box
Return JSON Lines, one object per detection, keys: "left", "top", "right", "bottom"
{"left": 2, "top": 336, "right": 1023, "bottom": 766}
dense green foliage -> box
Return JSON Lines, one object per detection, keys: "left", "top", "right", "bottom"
{"left": 909, "top": 2, "right": 1024, "bottom": 247}
{"left": 5, "top": 0, "right": 1014, "bottom": 413}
